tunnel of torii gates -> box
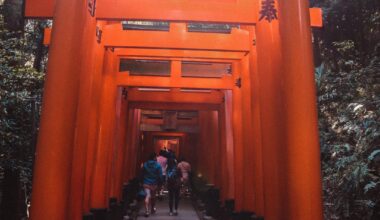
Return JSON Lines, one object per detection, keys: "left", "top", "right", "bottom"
{"left": 25, "top": 0, "right": 324, "bottom": 219}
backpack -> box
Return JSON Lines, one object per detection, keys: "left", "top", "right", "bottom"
{"left": 167, "top": 167, "right": 177, "bottom": 179}
{"left": 167, "top": 167, "right": 181, "bottom": 187}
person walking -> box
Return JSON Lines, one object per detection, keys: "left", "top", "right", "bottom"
{"left": 141, "top": 152, "right": 163, "bottom": 217}
{"left": 167, "top": 158, "right": 181, "bottom": 216}
{"left": 178, "top": 158, "right": 191, "bottom": 194}
{"left": 157, "top": 150, "right": 168, "bottom": 179}
{"left": 156, "top": 150, "right": 168, "bottom": 197}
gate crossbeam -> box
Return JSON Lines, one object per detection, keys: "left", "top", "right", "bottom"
{"left": 102, "top": 23, "right": 250, "bottom": 52}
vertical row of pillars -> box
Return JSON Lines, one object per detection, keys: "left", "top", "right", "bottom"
{"left": 28, "top": 0, "right": 135, "bottom": 219}
{"left": 193, "top": 1, "right": 323, "bottom": 219}
{"left": 278, "top": 0, "right": 323, "bottom": 219}
{"left": 29, "top": 0, "right": 95, "bottom": 219}
{"left": 245, "top": 0, "right": 323, "bottom": 219}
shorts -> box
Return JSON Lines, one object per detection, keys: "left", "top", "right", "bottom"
{"left": 143, "top": 184, "right": 158, "bottom": 198}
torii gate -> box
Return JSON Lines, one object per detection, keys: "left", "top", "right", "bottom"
{"left": 25, "top": 0, "right": 323, "bottom": 220}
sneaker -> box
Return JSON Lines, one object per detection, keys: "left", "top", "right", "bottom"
{"left": 145, "top": 211, "right": 150, "bottom": 217}
{"left": 169, "top": 212, "right": 174, "bottom": 216}
{"left": 151, "top": 207, "right": 157, "bottom": 214}
{"left": 174, "top": 210, "right": 178, "bottom": 216}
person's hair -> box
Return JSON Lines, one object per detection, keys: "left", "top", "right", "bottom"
{"left": 167, "top": 149, "right": 176, "bottom": 159}
{"left": 148, "top": 152, "right": 157, "bottom": 161}
{"left": 167, "top": 157, "right": 177, "bottom": 169}
{"left": 159, "top": 150, "right": 166, "bottom": 156}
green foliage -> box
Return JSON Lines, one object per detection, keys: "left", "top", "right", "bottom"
{"left": 312, "top": 0, "right": 380, "bottom": 219}
{"left": 0, "top": 5, "right": 46, "bottom": 194}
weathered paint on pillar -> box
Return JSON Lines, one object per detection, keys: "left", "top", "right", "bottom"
{"left": 278, "top": 0, "right": 323, "bottom": 219}
{"left": 29, "top": 0, "right": 88, "bottom": 219}
{"left": 255, "top": 0, "right": 287, "bottom": 219}
{"left": 90, "top": 50, "right": 118, "bottom": 208}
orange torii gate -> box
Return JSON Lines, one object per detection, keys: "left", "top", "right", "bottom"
{"left": 25, "top": 0, "right": 323, "bottom": 220}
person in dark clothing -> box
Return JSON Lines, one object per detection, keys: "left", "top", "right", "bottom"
{"left": 141, "top": 152, "right": 163, "bottom": 217}
{"left": 166, "top": 157, "right": 182, "bottom": 216}
{"left": 167, "top": 149, "right": 177, "bottom": 161}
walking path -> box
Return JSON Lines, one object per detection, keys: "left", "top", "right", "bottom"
{"left": 137, "top": 197, "right": 200, "bottom": 220}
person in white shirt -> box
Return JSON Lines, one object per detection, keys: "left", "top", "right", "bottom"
{"left": 156, "top": 150, "right": 168, "bottom": 197}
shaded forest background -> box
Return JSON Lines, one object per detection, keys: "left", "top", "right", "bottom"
{"left": 0, "top": 0, "right": 379, "bottom": 219}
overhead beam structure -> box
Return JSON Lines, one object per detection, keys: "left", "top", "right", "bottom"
{"left": 115, "top": 48, "right": 246, "bottom": 61}
{"left": 129, "top": 102, "right": 221, "bottom": 111}
{"left": 141, "top": 118, "right": 198, "bottom": 126}
{"left": 24, "top": 0, "right": 55, "bottom": 18}
{"left": 126, "top": 88, "right": 224, "bottom": 104}
{"left": 116, "top": 54, "right": 237, "bottom": 90}
{"left": 102, "top": 23, "right": 250, "bottom": 52}
{"left": 96, "top": 0, "right": 258, "bottom": 23}
{"left": 25, "top": 0, "right": 322, "bottom": 27}
{"left": 117, "top": 74, "right": 235, "bottom": 90}
{"left": 25, "top": 0, "right": 258, "bottom": 23}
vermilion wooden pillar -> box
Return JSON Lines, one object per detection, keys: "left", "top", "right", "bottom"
{"left": 105, "top": 90, "right": 122, "bottom": 201}
{"left": 240, "top": 55, "right": 256, "bottom": 210}
{"left": 218, "top": 92, "right": 235, "bottom": 201}
{"left": 124, "top": 108, "right": 141, "bottom": 181}
{"left": 90, "top": 50, "right": 118, "bottom": 208}
{"left": 29, "top": 1, "right": 89, "bottom": 219}
{"left": 122, "top": 108, "right": 135, "bottom": 183}
{"left": 108, "top": 88, "right": 122, "bottom": 199}
{"left": 218, "top": 104, "right": 228, "bottom": 201}
{"left": 111, "top": 90, "right": 129, "bottom": 201}
{"left": 211, "top": 111, "right": 222, "bottom": 188}
{"left": 134, "top": 110, "right": 142, "bottom": 176}
{"left": 199, "top": 111, "right": 210, "bottom": 182}
{"left": 255, "top": 1, "right": 287, "bottom": 219}
{"left": 196, "top": 112, "right": 205, "bottom": 178}
{"left": 224, "top": 91, "right": 235, "bottom": 199}
{"left": 198, "top": 111, "right": 220, "bottom": 185}
{"left": 232, "top": 68, "right": 244, "bottom": 211}
{"left": 83, "top": 24, "right": 107, "bottom": 213}
{"left": 279, "top": 0, "right": 323, "bottom": 219}
{"left": 68, "top": 20, "right": 106, "bottom": 220}
{"left": 245, "top": 26, "right": 265, "bottom": 215}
